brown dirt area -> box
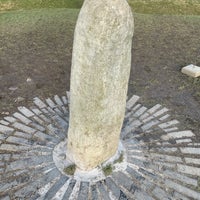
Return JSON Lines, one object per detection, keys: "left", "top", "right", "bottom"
{"left": 0, "top": 10, "right": 199, "bottom": 136}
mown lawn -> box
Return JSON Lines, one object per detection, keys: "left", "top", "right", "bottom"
{"left": 0, "top": 0, "right": 200, "bottom": 15}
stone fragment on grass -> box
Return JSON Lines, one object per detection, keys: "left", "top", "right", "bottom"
{"left": 181, "top": 64, "right": 200, "bottom": 77}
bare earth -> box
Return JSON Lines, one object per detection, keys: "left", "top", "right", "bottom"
{"left": 0, "top": 10, "right": 199, "bottom": 137}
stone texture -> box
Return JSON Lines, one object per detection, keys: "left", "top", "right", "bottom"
{"left": 67, "top": 0, "right": 134, "bottom": 170}
{"left": 181, "top": 64, "right": 200, "bottom": 77}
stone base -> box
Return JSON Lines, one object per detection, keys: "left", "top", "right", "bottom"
{"left": 0, "top": 92, "right": 200, "bottom": 199}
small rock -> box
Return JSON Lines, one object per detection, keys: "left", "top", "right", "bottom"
{"left": 9, "top": 86, "right": 18, "bottom": 91}
{"left": 1, "top": 112, "right": 9, "bottom": 115}
{"left": 26, "top": 77, "right": 32, "bottom": 82}
{"left": 15, "top": 97, "right": 25, "bottom": 103}
{"left": 181, "top": 64, "right": 200, "bottom": 78}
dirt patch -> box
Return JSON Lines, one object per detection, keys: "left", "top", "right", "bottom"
{"left": 0, "top": 9, "right": 199, "bottom": 136}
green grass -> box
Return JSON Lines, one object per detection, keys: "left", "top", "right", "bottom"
{"left": 128, "top": 0, "right": 200, "bottom": 15}
{"left": 1, "top": 0, "right": 200, "bottom": 15}
{"left": 102, "top": 164, "right": 113, "bottom": 176}
{"left": 0, "top": 0, "right": 83, "bottom": 11}
{"left": 63, "top": 164, "right": 76, "bottom": 176}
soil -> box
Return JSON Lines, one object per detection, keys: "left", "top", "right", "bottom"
{"left": 0, "top": 10, "right": 199, "bottom": 136}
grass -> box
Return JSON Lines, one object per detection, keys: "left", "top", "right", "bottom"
{"left": 0, "top": 0, "right": 84, "bottom": 11}
{"left": 114, "top": 153, "right": 124, "bottom": 164}
{"left": 0, "top": 0, "right": 200, "bottom": 16}
{"left": 128, "top": 0, "right": 200, "bottom": 15}
{"left": 63, "top": 164, "right": 76, "bottom": 175}
{"left": 102, "top": 164, "right": 113, "bottom": 176}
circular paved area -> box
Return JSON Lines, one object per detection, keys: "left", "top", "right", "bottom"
{"left": 0, "top": 92, "right": 200, "bottom": 199}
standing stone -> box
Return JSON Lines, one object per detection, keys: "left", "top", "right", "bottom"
{"left": 67, "top": 0, "right": 134, "bottom": 171}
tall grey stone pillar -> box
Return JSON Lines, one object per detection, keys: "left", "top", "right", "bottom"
{"left": 67, "top": 0, "right": 134, "bottom": 171}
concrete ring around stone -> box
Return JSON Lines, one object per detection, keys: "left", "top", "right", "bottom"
{"left": 0, "top": 92, "right": 200, "bottom": 199}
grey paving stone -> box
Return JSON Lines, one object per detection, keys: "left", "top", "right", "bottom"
{"left": 66, "top": 91, "right": 70, "bottom": 103}
{"left": 54, "top": 95, "right": 64, "bottom": 106}
{"left": 41, "top": 108, "right": 51, "bottom": 115}
{"left": 126, "top": 166, "right": 145, "bottom": 182}
{"left": 184, "top": 157, "right": 200, "bottom": 165}
{"left": 0, "top": 133, "right": 6, "bottom": 140}
{"left": 46, "top": 106, "right": 56, "bottom": 115}
{"left": 165, "top": 179, "right": 200, "bottom": 200}
{"left": 0, "top": 125, "right": 14, "bottom": 134}
{"left": 0, "top": 144, "right": 30, "bottom": 152}
{"left": 62, "top": 179, "right": 76, "bottom": 200}
{"left": 159, "top": 114, "right": 170, "bottom": 121}
{"left": 47, "top": 124, "right": 66, "bottom": 139}
{"left": 0, "top": 120, "right": 9, "bottom": 126}
{"left": 0, "top": 177, "right": 24, "bottom": 193}
{"left": 43, "top": 175, "right": 69, "bottom": 199}
{"left": 133, "top": 190, "right": 154, "bottom": 200}
{"left": 0, "top": 196, "right": 10, "bottom": 200}
{"left": 46, "top": 98, "right": 57, "bottom": 108}
{"left": 14, "top": 168, "right": 60, "bottom": 199}
{"left": 127, "top": 157, "right": 149, "bottom": 168}
{"left": 52, "top": 115, "right": 68, "bottom": 130}
{"left": 163, "top": 169, "right": 197, "bottom": 187}
{"left": 6, "top": 155, "right": 53, "bottom": 171}
{"left": 62, "top": 96, "right": 68, "bottom": 105}
{"left": 142, "top": 115, "right": 155, "bottom": 123}
{"left": 177, "top": 164, "right": 200, "bottom": 176}
{"left": 153, "top": 107, "right": 169, "bottom": 117}
{"left": 61, "top": 106, "right": 68, "bottom": 114}
{"left": 163, "top": 127, "right": 178, "bottom": 132}
{"left": 90, "top": 185, "right": 100, "bottom": 200}
{"left": 33, "top": 97, "right": 47, "bottom": 109}
{"left": 159, "top": 120, "right": 179, "bottom": 129}
{"left": 152, "top": 186, "right": 171, "bottom": 200}
{"left": 4, "top": 116, "right": 16, "bottom": 123}
{"left": 18, "top": 106, "right": 35, "bottom": 117}
{"left": 147, "top": 104, "right": 162, "bottom": 114}
{"left": 6, "top": 136, "right": 33, "bottom": 146}
{"left": 77, "top": 181, "right": 89, "bottom": 200}
{"left": 32, "top": 116, "right": 45, "bottom": 125}
{"left": 96, "top": 181, "right": 111, "bottom": 200}
{"left": 0, "top": 154, "right": 10, "bottom": 161}
{"left": 149, "top": 153, "right": 183, "bottom": 163}
{"left": 126, "top": 95, "right": 140, "bottom": 110}
{"left": 119, "top": 191, "right": 128, "bottom": 200}
{"left": 12, "top": 122, "right": 36, "bottom": 134}
{"left": 180, "top": 147, "right": 200, "bottom": 155}
{"left": 30, "top": 122, "right": 45, "bottom": 132}
{"left": 138, "top": 168, "right": 158, "bottom": 180}
{"left": 34, "top": 131, "right": 59, "bottom": 144}
{"left": 141, "top": 120, "right": 159, "bottom": 131}
{"left": 54, "top": 107, "right": 64, "bottom": 116}
{"left": 173, "top": 192, "right": 190, "bottom": 200}
{"left": 112, "top": 172, "right": 133, "bottom": 191}
{"left": 31, "top": 108, "right": 42, "bottom": 115}
{"left": 133, "top": 106, "right": 147, "bottom": 117}
{"left": 176, "top": 138, "right": 192, "bottom": 144}
{"left": 105, "top": 177, "right": 121, "bottom": 199}
{"left": 14, "top": 131, "right": 32, "bottom": 139}
{"left": 161, "top": 131, "right": 194, "bottom": 140}
{"left": 40, "top": 114, "right": 51, "bottom": 123}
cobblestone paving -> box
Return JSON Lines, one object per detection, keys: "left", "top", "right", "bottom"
{"left": 0, "top": 92, "right": 200, "bottom": 199}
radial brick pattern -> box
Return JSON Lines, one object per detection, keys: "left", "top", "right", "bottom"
{"left": 0, "top": 92, "right": 200, "bottom": 199}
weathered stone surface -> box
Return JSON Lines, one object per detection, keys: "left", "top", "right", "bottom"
{"left": 181, "top": 64, "right": 200, "bottom": 78}
{"left": 67, "top": 0, "right": 134, "bottom": 170}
